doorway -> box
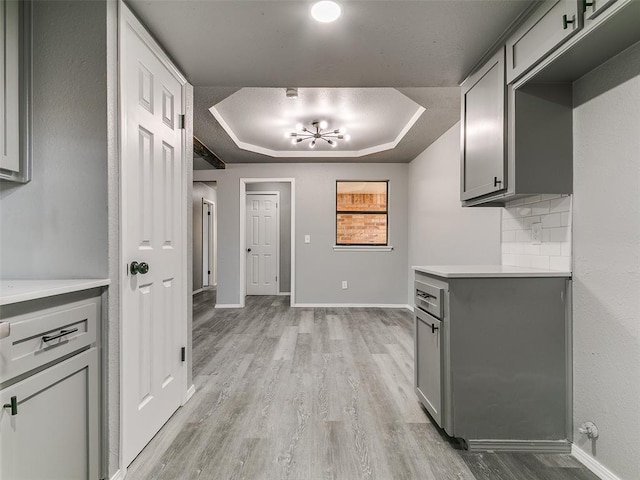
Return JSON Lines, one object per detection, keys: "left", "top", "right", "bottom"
{"left": 202, "top": 199, "right": 216, "bottom": 288}
{"left": 240, "top": 178, "right": 295, "bottom": 307}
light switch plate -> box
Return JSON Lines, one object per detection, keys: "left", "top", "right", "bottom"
{"left": 531, "top": 222, "right": 542, "bottom": 245}
{"left": 304, "top": 235, "right": 311, "bottom": 244}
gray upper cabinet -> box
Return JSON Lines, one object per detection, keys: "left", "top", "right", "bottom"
{"left": 584, "top": 0, "right": 616, "bottom": 20}
{"left": 506, "top": 0, "right": 581, "bottom": 84}
{"left": 460, "top": 48, "right": 506, "bottom": 202}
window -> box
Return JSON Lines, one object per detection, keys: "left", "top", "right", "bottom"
{"left": 336, "top": 181, "right": 388, "bottom": 246}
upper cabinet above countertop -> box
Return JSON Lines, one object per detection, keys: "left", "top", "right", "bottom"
{"left": 460, "top": 0, "right": 640, "bottom": 207}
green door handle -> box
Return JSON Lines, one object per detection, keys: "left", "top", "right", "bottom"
{"left": 130, "top": 261, "right": 149, "bottom": 275}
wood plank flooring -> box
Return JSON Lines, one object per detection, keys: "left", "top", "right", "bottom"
{"left": 126, "top": 293, "right": 598, "bottom": 480}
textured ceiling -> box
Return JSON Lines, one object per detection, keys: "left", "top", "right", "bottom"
{"left": 127, "top": 0, "right": 534, "bottom": 164}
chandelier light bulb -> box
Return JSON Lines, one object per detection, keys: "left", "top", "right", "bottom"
{"left": 291, "top": 138, "right": 298, "bottom": 145}
{"left": 285, "top": 131, "right": 292, "bottom": 138}
{"left": 344, "top": 134, "right": 351, "bottom": 141}
{"left": 311, "top": 1, "right": 342, "bottom": 23}
{"left": 295, "top": 122, "right": 304, "bottom": 131}
{"left": 339, "top": 127, "right": 346, "bottom": 134}
{"left": 310, "top": 140, "right": 316, "bottom": 148}
{"left": 319, "top": 120, "right": 328, "bottom": 129}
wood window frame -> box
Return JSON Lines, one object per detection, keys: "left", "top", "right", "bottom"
{"left": 335, "top": 180, "right": 389, "bottom": 246}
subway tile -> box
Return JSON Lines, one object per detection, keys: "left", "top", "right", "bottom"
{"left": 502, "top": 230, "right": 516, "bottom": 242}
{"left": 521, "top": 195, "right": 541, "bottom": 205}
{"left": 542, "top": 229, "right": 552, "bottom": 242}
{"left": 506, "top": 198, "right": 524, "bottom": 207}
{"left": 522, "top": 244, "right": 541, "bottom": 255}
{"left": 531, "top": 201, "right": 551, "bottom": 215}
{"left": 517, "top": 206, "right": 533, "bottom": 217}
{"left": 549, "top": 226, "right": 570, "bottom": 242}
{"left": 515, "top": 255, "right": 533, "bottom": 267}
{"left": 523, "top": 216, "right": 542, "bottom": 229}
{"left": 540, "top": 242, "right": 562, "bottom": 256}
{"left": 560, "top": 212, "right": 571, "bottom": 226}
{"left": 550, "top": 256, "right": 571, "bottom": 271}
{"left": 550, "top": 196, "right": 572, "bottom": 213}
{"left": 531, "top": 256, "right": 551, "bottom": 269}
{"left": 542, "top": 212, "right": 562, "bottom": 228}
{"left": 561, "top": 242, "right": 571, "bottom": 257}
{"left": 502, "top": 254, "right": 517, "bottom": 266}
{"left": 540, "top": 194, "right": 562, "bottom": 201}
{"left": 516, "top": 229, "right": 532, "bottom": 242}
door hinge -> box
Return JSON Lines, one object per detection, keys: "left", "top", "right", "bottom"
{"left": 178, "top": 114, "right": 186, "bottom": 129}
{"left": 181, "top": 347, "right": 186, "bottom": 362}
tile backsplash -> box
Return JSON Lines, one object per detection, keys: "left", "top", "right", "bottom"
{"left": 502, "top": 194, "right": 572, "bottom": 271}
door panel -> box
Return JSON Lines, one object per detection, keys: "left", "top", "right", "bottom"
{"left": 246, "top": 193, "right": 278, "bottom": 295}
{"left": 121, "top": 6, "right": 185, "bottom": 467}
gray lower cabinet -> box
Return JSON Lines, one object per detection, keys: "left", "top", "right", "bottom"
{"left": 414, "top": 271, "right": 572, "bottom": 452}
{"left": 0, "top": 289, "right": 102, "bottom": 479}
{"left": 415, "top": 308, "right": 442, "bottom": 426}
{"left": 460, "top": 48, "right": 506, "bottom": 202}
{"left": 506, "top": 0, "right": 581, "bottom": 84}
{"left": 0, "top": 349, "right": 98, "bottom": 480}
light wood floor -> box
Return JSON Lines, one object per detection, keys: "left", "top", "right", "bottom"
{"left": 126, "top": 293, "right": 598, "bottom": 480}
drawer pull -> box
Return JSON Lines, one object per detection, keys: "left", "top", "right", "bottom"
{"left": 431, "top": 323, "right": 439, "bottom": 334}
{"left": 42, "top": 328, "right": 78, "bottom": 343}
{"left": 562, "top": 14, "right": 575, "bottom": 29}
{"left": 3, "top": 396, "right": 18, "bottom": 416}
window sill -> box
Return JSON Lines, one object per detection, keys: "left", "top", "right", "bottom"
{"left": 332, "top": 245, "right": 394, "bottom": 252}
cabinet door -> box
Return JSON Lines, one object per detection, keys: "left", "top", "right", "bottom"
{"left": 0, "top": 349, "right": 98, "bottom": 480}
{"left": 506, "top": 0, "right": 581, "bottom": 83}
{"left": 415, "top": 309, "right": 442, "bottom": 426}
{"left": 460, "top": 48, "right": 506, "bottom": 202}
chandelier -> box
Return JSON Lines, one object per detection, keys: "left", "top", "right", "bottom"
{"left": 286, "top": 120, "right": 351, "bottom": 148}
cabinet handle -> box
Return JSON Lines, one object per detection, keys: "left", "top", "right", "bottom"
{"left": 583, "top": 0, "right": 594, "bottom": 13}
{"left": 42, "top": 328, "right": 78, "bottom": 343}
{"left": 3, "top": 396, "right": 18, "bottom": 416}
{"left": 431, "top": 323, "right": 439, "bottom": 334}
{"left": 563, "top": 14, "right": 575, "bottom": 29}
{"left": 493, "top": 177, "right": 502, "bottom": 187}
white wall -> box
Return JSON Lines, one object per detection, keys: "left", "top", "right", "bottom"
{"left": 407, "top": 122, "right": 502, "bottom": 303}
{"left": 194, "top": 162, "right": 409, "bottom": 306}
{"left": 572, "top": 42, "right": 640, "bottom": 480}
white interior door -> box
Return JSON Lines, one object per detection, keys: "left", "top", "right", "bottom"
{"left": 246, "top": 193, "right": 279, "bottom": 295}
{"left": 202, "top": 201, "right": 209, "bottom": 287}
{"left": 120, "top": 6, "right": 186, "bottom": 467}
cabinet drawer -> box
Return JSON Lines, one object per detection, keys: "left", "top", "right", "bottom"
{"left": 0, "top": 348, "right": 99, "bottom": 480}
{"left": 415, "top": 280, "right": 444, "bottom": 319}
{"left": 0, "top": 297, "right": 98, "bottom": 384}
{"left": 506, "top": 0, "right": 581, "bottom": 83}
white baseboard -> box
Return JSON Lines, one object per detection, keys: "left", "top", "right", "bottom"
{"left": 192, "top": 288, "right": 204, "bottom": 295}
{"left": 292, "top": 303, "right": 411, "bottom": 309}
{"left": 110, "top": 469, "right": 124, "bottom": 480}
{"left": 277, "top": 291, "right": 291, "bottom": 296}
{"left": 214, "top": 304, "right": 243, "bottom": 309}
{"left": 404, "top": 304, "right": 414, "bottom": 312}
{"left": 572, "top": 445, "right": 624, "bottom": 480}
{"left": 183, "top": 384, "right": 196, "bottom": 405}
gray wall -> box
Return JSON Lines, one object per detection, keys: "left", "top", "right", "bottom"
{"left": 247, "top": 182, "right": 291, "bottom": 293}
{"left": 572, "top": 42, "right": 640, "bottom": 480}
{"left": 0, "top": 0, "right": 108, "bottom": 279}
{"left": 192, "top": 181, "right": 217, "bottom": 291}
{"left": 407, "top": 122, "right": 502, "bottom": 304}
{"left": 194, "top": 163, "right": 409, "bottom": 306}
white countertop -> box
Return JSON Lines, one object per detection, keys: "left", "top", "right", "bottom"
{"left": 412, "top": 265, "right": 571, "bottom": 278}
{"left": 0, "top": 279, "right": 110, "bottom": 306}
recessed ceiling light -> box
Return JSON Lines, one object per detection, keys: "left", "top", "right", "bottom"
{"left": 311, "top": 1, "right": 342, "bottom": 23}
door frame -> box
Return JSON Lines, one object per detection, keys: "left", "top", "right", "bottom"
{"left": 118, "top": 3, "right": 190, "bottom": 474}
{"left": 239, "top": 178, "right": 296, "bottom": 307}
{"left": 202, "top": 198, "right": 216, "bottom": 287}
{"left": 245, "top": 191, "right": 280, "bottom": 296}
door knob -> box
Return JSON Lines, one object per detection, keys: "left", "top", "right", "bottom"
{"left": 130, "top": 261, "right": 149, "bottom": 275}
{"left": 247, "top": 248, "right": 252, "bottom": 252}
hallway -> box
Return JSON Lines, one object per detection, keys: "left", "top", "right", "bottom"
{"left": 126, "top": 294, "right": 597, "bottom": 480}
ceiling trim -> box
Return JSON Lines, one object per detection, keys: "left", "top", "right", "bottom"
{"left": 208, "top": 104, "right": 426, "bottom": 158}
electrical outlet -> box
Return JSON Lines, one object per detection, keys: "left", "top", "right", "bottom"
{"left": 304, "top": 235, "right": 311, "bottom": 244}
{"left": 531, "top": 222, "right": 542, "bottom": 245}
{"left": 341, "top": 281, "right": 348, "bottom": 289}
